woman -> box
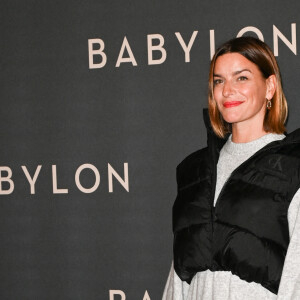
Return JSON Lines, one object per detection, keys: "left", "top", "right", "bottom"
{"left": 163, "top": 37, "right": 300, "bottom": 300}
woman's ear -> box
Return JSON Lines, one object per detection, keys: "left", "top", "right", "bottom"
{"left": 266, "top": 74, "right": 277, "bottom": 100}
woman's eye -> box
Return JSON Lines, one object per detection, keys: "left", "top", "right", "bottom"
{"left": 238, "top": 76, "right": 248, "bottom": 81}
{"left": 213, "top": 79, "right": 223, "bottom": 85}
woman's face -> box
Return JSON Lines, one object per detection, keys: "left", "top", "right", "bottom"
{"left": 213, "top": 53, "right": 275, "bottom": 129}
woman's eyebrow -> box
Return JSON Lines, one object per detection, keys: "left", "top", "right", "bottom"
{"left": 233, "top": 69, "right": 252, "bottom": 75}
{"left": 213, "top": 69, "right": 252, "bottom": 77}
{"left": 213, "top": 73, "right": 222, "bottom": 77}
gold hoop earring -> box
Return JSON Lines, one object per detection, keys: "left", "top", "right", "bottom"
{"left": 266, "top": 99, "right": 272, "bottom": 110}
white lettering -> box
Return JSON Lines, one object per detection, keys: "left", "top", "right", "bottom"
{"left": 237, "top": 26, "right": 264, "bottom": 41}
{"left": 0, "top": 167, "right": 14, "bottom": 195}
{"left": 108, "top": 163, "right": 129, "bottom": 193}
{"left": 52, "top": 165, "right": 69, "bottom": 194}
{"left": 75, "top": 164, "right": 100, "bottom": 193}
{"left": 116, "top": 36, "right": 138, "bottom": 67}
{"left": 210, "top": 29, "right": 215, "bottom": 60}
{"left": 21, "top": 165, "right": 42, "bottom": 194}
{"left": 143, "top": 290, "right": 151, "bottom": 300}
{"left": 88, "top": 38, "right": 107, "bottom": 69}
{"left": 175, "top": 31, "right": 198, "bottom": 62}
{"left": 147, "top": 34, "right": 167, "bottom": 65}
{"left": 273, "top": 23, "right": 297, "bottom": 56}
{"left": 109, "top": 290, "right": 126, "bottom": 300}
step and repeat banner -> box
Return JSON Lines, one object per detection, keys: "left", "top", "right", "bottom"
{"left": 1, "top": 1, "right": 299, "bottom": 299}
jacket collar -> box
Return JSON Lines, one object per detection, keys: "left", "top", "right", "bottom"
{"left": 203, "top": 108, "right": 227, "bottom": 154}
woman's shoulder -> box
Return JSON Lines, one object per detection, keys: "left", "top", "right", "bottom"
{"left": 177, "top": 147, "right": 209, "bottom": 171}
{"left": 285, "top": 128, "right": 300, "bottom": 144}
{"left": 175, "top": 147, "right": 211, "bottom": 189}
{"left": 280, "top": 128, "right": 300, "bottom": 157}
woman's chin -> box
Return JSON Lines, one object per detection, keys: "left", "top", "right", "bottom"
{"left": 222, "top": 114, "right": 242, "bottom": 124}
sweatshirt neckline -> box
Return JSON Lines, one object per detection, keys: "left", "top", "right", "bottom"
{"left": 223, "top": 133, "right": 286, "bottom": 155}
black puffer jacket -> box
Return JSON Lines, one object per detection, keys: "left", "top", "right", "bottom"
{"left": 173, "top": 109, "right": 300, "bottom": 294}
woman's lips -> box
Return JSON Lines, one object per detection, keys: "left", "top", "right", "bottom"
{"left": 223, "top": 101, "right": 243, "bottom": 108}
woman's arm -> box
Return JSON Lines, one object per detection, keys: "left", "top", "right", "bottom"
{"left": 277, "top": 188, "right": 300, "bottom": 299}
{"left": 162, "top": 261, "right": 190, "bottom": 300}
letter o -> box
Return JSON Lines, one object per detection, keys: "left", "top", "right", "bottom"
{"left": 237, "top": 26, "right": 264, "bottom": 41}
{"left": 75, "top": 164, "right": 100, "bottom": 193}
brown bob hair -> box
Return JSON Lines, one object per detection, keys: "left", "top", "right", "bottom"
{"left": 208, "top": 36, "right": 288, "bottom": 138}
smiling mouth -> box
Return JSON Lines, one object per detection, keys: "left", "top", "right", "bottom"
{"left": 223, "top": 101, "right": 243, "bottom": 108}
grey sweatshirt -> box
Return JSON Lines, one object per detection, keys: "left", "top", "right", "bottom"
{"left": 163, "top": 133, "right": 300, "bottom": 300}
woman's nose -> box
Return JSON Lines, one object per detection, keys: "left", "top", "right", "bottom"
{"left": 222, "top": 81, "right": 234, "bottom": 97}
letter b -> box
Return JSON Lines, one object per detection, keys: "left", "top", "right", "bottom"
{"left": 0, "top": 167, "right": 14, "bottom": 195}
{"left": 109, "top": 290, "right": 126, "bottom": 300}
{"left": 147, "top": 34, "right": 167, "bottom": 65}
{"left": 88, "top": 38, "right": 107, "bottom": 69}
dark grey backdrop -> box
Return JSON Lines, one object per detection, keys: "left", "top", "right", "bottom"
{"left": 1, "top": 1, "right": 299, "bottom": 299}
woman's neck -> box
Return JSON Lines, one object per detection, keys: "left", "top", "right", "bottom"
{"left": 231, "top": 123, "right": 268, "bottom": 143}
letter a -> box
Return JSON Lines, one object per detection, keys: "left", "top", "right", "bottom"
{"left": 116, "top": 36, "right": 138, "bottom": 67}
{"left": 143, "top": 290, "right": 151, "bottom": 300}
